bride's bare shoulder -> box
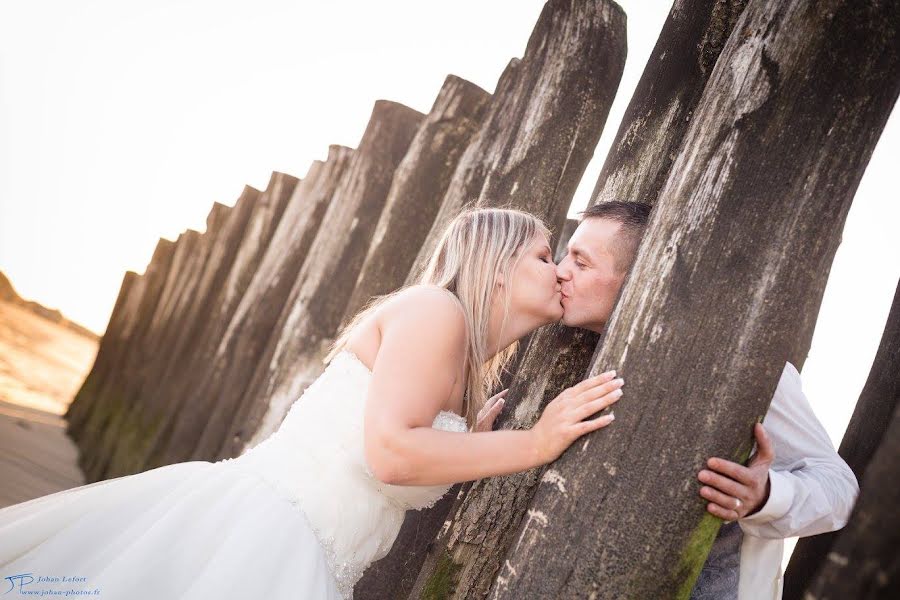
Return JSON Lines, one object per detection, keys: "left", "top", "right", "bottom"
{"left": 377, "top": 285, "right": 467, "bottom": 335}
{"left": 366, "top": 286, "right": 468, "bottom": 409}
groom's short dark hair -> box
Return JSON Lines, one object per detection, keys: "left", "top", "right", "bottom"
{"left": 577, "top": 201, "right": 652, "bottom": 272}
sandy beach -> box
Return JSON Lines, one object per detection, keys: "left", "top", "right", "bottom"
{"left": 0, "top": 299, "right": 98, "bottom": 508}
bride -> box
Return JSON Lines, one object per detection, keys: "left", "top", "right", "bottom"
{"left": 0, "top": 207, "right": 625, "bottom": 599}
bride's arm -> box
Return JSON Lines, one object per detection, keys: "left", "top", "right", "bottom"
{"left": 363, "top": 286, "right": 547, "bottom": 486}
{"left": 373, "top": 426, "right": 545, "bottom": 487}
{"left": 363, "top": 286, "right": 622, "bottom": 486}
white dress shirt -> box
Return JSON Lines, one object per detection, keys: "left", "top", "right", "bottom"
{"left": 736, "top": 361, "right": 859, "bottom": 600}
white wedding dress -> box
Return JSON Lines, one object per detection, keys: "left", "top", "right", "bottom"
{"left": 0, "top": 350, "right": 469, "bottom": 599}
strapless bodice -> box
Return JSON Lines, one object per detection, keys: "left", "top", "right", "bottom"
{"left": 216, "top": 350, "right": 468, "bottom": 598}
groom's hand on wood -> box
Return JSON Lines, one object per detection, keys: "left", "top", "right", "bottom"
{"left": 697, "top": 423, "right": 775, "bottom": 521}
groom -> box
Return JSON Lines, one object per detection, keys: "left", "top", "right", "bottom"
{"left": 554, "top": 201, "right": 859, "bottom": 600}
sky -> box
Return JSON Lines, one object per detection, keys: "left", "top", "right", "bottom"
{"left": 2, "top": 0, "right": 899, "bottom": 560}
{"left": 0, "top": 0, "right": 668, "bottom": 337}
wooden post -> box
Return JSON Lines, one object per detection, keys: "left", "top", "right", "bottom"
{"left": 343, "top": 75, "right": 491, "bottom": 323}
{"left": 589, "top": 0, "right": 749, "bottom": 207}
{"left": 802, "top": 398, "right": 900, "bottom": 599}
{"left": 74, "top": 233, "right": 180, "bottom": 481}
{"left": 370, "top": 2, "right": 627, "bottom": 597}
{"left": 330, "top": 77, "right": 490, "bottom": 600}
{"left": 87, "top": 184, "right": 258, "bottom": 479}
{"left": 493, "top": 1, "right": 900, "bottom": 597}
{"left": 405, "top": 0, "right": 627, "bottom": 284}
{"left": 65, "top": 269, "right": 140, "bottom": 439}
{"left": 783, "top": 279, "right": 900, "bottom": 599}
{"left": 407, "top": 2, "right": 748, "bottom": 597}
{"left": 103, "top": 202, "right": 231, "bottom": 469}
{"left": 218, "top": 100, "right": 423, "bottom": 459}
{"left": 132, "top": 172, "right": 299, "bottom": 475}
{"left": 554, "top": 218, "right": 579, "bottom": 262}
{"left": 408, "top": 324, "right": 599, "bottom": 600}
{"left": 185, "top": 147, "right": 354, "bottom": 463}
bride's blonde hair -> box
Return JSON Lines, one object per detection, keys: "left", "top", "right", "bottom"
{"left": 326, "top": 206, "right": 551, "bottom": 428}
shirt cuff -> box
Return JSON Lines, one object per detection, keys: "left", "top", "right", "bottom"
{"left": 741, "top": 469, "right": 793, "bottom": 524}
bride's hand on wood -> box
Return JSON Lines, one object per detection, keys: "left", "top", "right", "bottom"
{"left": 473, "top": 389, "right": 509, "bottom": 432}
{"left": 530, "top": 371, "right": 623, "bottom": 464}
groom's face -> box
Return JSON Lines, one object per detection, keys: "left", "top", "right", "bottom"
{"left": 556, "top": 217, "right": 627, "bottom": 333}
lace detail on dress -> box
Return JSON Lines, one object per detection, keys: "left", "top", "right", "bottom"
{"left": 216, "top": 457, "right": 366, "bottom": 598}
{"left": 216, "top": 349, "right": 469, "bottom": 600}
{"left": 433, "top": 410, "right": 469, "bottom": 433}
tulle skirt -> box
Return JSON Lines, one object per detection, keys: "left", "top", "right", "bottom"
{"left": 0, "top": 460, "right": 343, "bottom": 599}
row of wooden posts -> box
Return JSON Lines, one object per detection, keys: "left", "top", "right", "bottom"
{"left": 65, "top": 0, "right": 899, "bottom": 598}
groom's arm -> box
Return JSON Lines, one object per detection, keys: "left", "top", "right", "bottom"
{"left": 736, "top": 362, "right": 859, "bottom": 539}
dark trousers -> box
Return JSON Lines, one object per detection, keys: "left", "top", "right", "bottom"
{"left": 690, "top": 521, "right": 742, "bottom": 600}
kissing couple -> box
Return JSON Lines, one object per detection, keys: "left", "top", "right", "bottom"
{"left": 0, "top": 203, "right": 856, "bottom": 600}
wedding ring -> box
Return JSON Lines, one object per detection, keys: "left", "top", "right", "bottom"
{"left": 734, "top": 498, "right": 742, "bottom": 511}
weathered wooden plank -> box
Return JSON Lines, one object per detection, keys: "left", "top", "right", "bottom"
{"left": 783, "top": 279, "right": 900, "bottom": 598}
{"left": 493, "top": 1, "right": 900, "bottom": 597}
{"left": 106, "top": 172, "right": 298, "bottom": 476}
{"left": 343, "top": 75, "right": 491, "bottom": 323}
{"left": 590, "top": 0, "right": 749, "bottom": 207}
{"left": 83, "top": 185, "right": 259, "bottom": 481}
{"left": 405, "top": 0, "right": 627, "bottom": 284}
{"left": 554, "top": 217, "right": 579, "bottom": 262}
{"left": 345, "top": 75, "right": 491, "bottom": 600}
{"left": 76, "top": 234, "right": 179, "bottom": 481}
{"left": 802, "top": 397, "right": 900, "bottom": 599}
{"left": 189, "top": 146, "right": 354, "bottom": 463}
{"left": 65, "top": 269, "right": 140, "bottom": 438}
{"left": 407, "top": 2, "right": 743, "bottom": 597}
{"left": 220, "top": 100, "right": 424, "bottom": 458}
